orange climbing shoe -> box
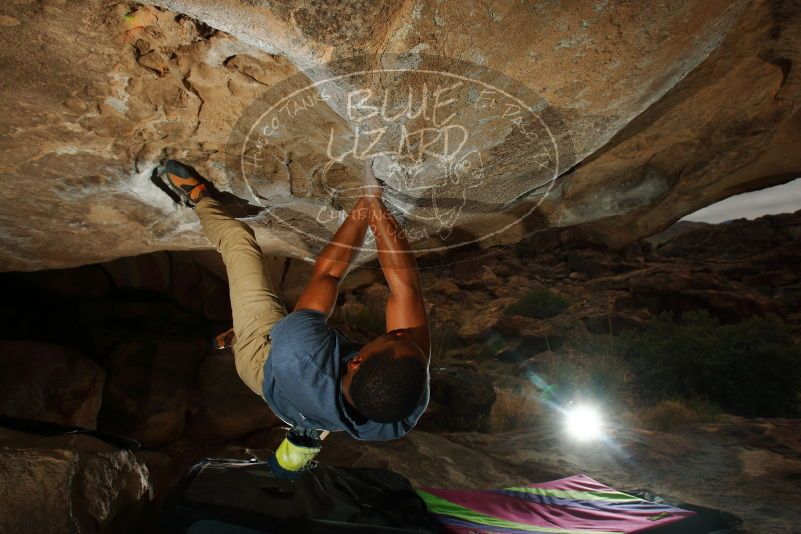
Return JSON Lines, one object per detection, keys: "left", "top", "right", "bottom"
{"left": 157, "top": 159, "right": 210, "bottom": 207}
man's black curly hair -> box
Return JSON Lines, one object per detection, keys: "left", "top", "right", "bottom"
{"left": 350, "top": 348, "right": 426, "bottom": 424}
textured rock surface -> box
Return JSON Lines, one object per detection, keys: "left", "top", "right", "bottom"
{"left": 0, "top": 429, "right": 151, "bottom": 534}
{"left": 0, "top": 341, "right": 104, "bottom": 427}
{"left": 417, "top": 363, "right": 497, "bottom": 432}
{"left": 1, "top": 0, "right": 799, "bottom": 271}
{"left": 186, "top": 350, "right": 281, "bottom": 443}
{"left": 98, "top": 338, "right": 207, "bottom": 447}
{"left": 563, "top": 0, "right": 801, "bottom": 245}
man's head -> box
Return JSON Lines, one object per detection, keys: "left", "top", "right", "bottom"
{"left": 341, "top": 332, "right": 427, "bottom": 424}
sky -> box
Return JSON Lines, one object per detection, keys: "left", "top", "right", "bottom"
{"left": 682, "top": 177, "right": 801, "bottom": 224}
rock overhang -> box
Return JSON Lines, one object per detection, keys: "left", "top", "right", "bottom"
{"left": 0, "top": 0, "right": 799, "bottom": 271}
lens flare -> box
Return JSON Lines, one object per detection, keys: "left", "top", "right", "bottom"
{"left": 565, "top": 404, "right": 604, "bottom": 441}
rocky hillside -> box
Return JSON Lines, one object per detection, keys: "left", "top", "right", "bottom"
{"left": 1, "top": 210, "right": 800, "bottom": 532}
{"left": 338, "top": 208, "right": 801, "bottom": 345}
{"left": 1, "top": 0, "right": 799, "bottom": 271}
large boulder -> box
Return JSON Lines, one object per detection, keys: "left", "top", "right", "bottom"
{"left": 627, "top": 267, "right": 778, "bottom": 321}
{"left": 1, "top": 265, "right": 113, "bottom": 299}
{"left": 186, "top": 351, "right": 281, "bottom": 443}
{"left": 0, "top": 341, "right": 104, "bottom": 428}
{"left": 417, "top": 364, "right": 496, "bottom": 432}
{"left": 561, "top": 0, "right": 801, "bottom": 246}
{"left": 0, "top": 428, "right": 151, "bottom": 534}
{"left": 98, "top": 338, "right": 206, "bottom": 447}
{"left": 166, "top": 253, "right": 232, "bottom": 322}
{"left": 101, "top": 252, "right": 232, "bottom": 322}
{"left": 101, "top": 253, "right": 172, "bottom": 295}
{"left": 590, "top": 265, "right": 779, "bottom": 322}
{"left": 1, "top": 1, "right": 799, "bottom": 271}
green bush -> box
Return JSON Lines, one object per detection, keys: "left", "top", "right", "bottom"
{"left": 505, "top": 288, "right": 570, "bottom": 319}
{"left": 620, "top": 311, "right": 801, "bottom": 417}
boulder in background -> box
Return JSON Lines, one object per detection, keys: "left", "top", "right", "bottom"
{"left": 0, "top": 428, "right": 151, "bottom": 534}
{"left": 186, "top": 351, "right": 281, "bottom": 443}
{"left": 99, "top": 338, "right": 206, "bottom": 447}
{"left": 0, "top": 341, "right": 104, "bottom": 428}
{"left": 417, "top": 364, "right": 496, "bottom": 433}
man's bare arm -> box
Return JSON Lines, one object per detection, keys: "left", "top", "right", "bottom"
{"left": 294, "top": 198, "right": 370, "bottom": 318}
{"left": 364, "top": 193, "right": 430, "bottom": 358}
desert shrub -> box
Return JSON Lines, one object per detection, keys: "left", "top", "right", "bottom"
{"left": 638, "top": 399, "right": 721, "bottom": 432}
{"left": 620, "top": 311, "right": 801, "bottom": 417}
{"left": 581, "top": 352, "right": 636, "bottom": 406}
{"left": 505, "top": 288, "right": 570, "bottom": 319}
{"left": 536, "top": 350, "right": 635, "bottom": 409}
{"left": 490, "top": 377, "right": 544, "bottom": 433}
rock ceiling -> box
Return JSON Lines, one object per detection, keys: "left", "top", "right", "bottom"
{"left": 0, "top": 0, "right": 799, "bottom": 270}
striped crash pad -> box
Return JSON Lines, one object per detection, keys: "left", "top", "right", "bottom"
{"left": 417, "top": 474, "right": 695, "bottom": 533}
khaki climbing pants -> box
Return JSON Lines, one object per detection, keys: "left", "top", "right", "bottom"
{"left": 196, "top": 197, "right": 287, "bottom": 397}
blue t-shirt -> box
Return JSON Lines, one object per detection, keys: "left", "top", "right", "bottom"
{"left": 262, "top": 309, "right": 430, "bottom": 441}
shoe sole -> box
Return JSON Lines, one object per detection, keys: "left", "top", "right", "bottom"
{"left": 157, "top": 161, "right": 202, "bottom": 207}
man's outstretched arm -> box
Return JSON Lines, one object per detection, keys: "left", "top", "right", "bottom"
{"left": 364, "top": 189, "right": 430, "bottom": 359}
{"left": 294, "top": 198, "right": 370, "bottom": 318}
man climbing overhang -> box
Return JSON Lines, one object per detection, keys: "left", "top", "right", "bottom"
{"left": 158, "top": 159, "right": 430, "bottom": 476}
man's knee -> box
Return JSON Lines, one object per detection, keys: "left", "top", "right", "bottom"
{"left": 218, "top": 220, "right": 258, "bottom": 250}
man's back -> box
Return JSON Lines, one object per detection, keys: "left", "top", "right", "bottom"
{"left": 263, "top": 309, "right": 430, "bottom": 440}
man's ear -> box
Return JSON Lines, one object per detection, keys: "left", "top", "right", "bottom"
{"left": 347, "top": 355, "right": 363, "bottom": 372}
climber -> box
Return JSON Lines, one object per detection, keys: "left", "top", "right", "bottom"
{"left": 157, "top": 160, "right": 430, "bottom": 472}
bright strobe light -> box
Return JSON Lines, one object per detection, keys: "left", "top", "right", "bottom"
{"left": 564, "top": 404, "right": 604, "bottom": 441}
